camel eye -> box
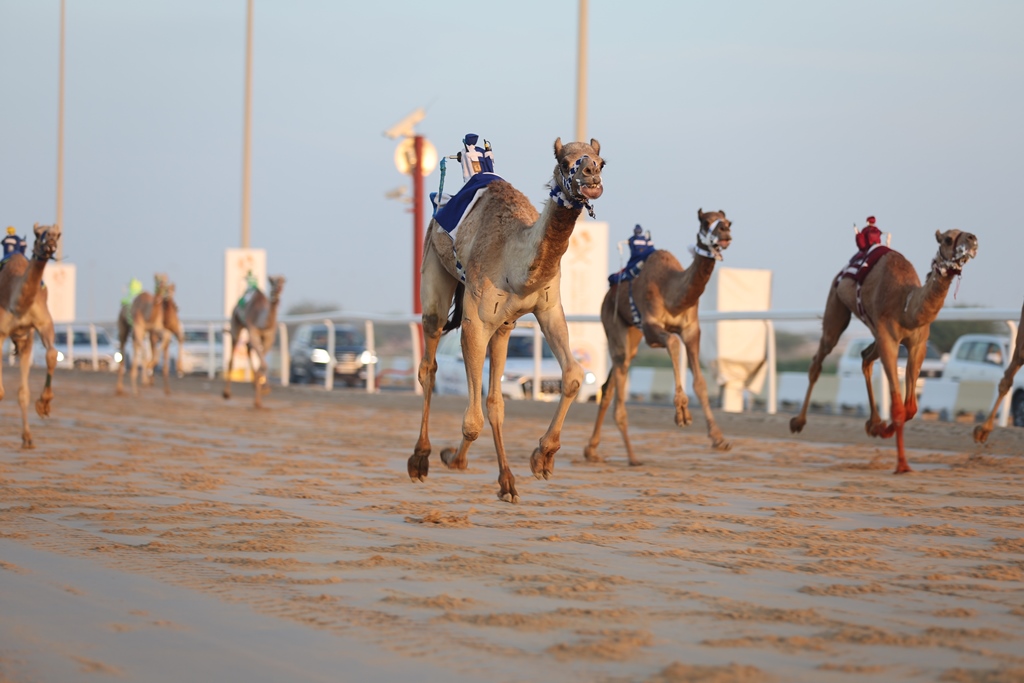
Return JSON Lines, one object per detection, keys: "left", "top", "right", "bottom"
{"left": 944, "top": 237, "right": 952, "bottom": 245}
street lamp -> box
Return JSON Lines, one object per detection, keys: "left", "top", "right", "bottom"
{"left": 384, "top": 109, "right": 437, "bottom": 317}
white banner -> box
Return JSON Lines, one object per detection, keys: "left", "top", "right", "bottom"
{"left": 44, "top": 262, "right": 77, "bottom": 324}
{"left": 224, "top": 248, "right": 267, "bottom": 319}
{"left": 561, "top": 219, "right": 609, "bottom": 390}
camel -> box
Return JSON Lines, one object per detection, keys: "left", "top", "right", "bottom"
{"left": 584, "top": 210, "right": 733, "bottom": 466}
{"left": 790, "top": 228, "right": 979, "bottom": 473}
{"left": 409, "top": 137, "right": 605, "bottom": 503}
{"left": 116, "top": 273, "right": 171, "bottom": 396}
{"left": 223, "top": 275, "right": 285, "bottom": 408}
{"left": 149, "top": 281, "right": 184, "bottom": 391}
{"left": 0, "top": 223, "right": 61, "bottom": 448}
{"left": 973, "top": 300, "right": 1024, "bottom": 443}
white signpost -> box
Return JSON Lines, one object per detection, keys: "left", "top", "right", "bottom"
{"left": 561, "top": 219, "right": 609, "bottom": 393}
{"left": 44, "top": 262, "right": 76, "bottom": 323}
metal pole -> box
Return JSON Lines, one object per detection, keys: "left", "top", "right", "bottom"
{"left": 412, "top": 135, "right": 424, "bottom": 315}
{"left": 56, "top": 0, "right": 66, "bottom": 257}
{"left": 575, "top": 0, "right": 588, "bottom": 142}
{"left": 240, "top": 0, "right": 254, "bottom": 249}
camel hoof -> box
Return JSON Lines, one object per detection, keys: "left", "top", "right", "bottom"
{"left": 893, "top": 464, "right": 912, "bottom": 475}
{"left": 21, "top": 438, "right": 34, "bottom": 450}
{"left": 973, "top": 425, "right": 991, "bottom": 444}
{"left": 35, "top": 400, "right": 51, "bottom": 418}
{"left": 498, "top": 491, "right": 520, "bottom": 504}
{"left": 712, "top": 438, "right": 732, "bottom": 452}
{"left": 675, "top": 409, "right": 693, "bottom": 427}
{"left": 223, "top": 390, "right": 231, "bottom": 400}
{"left": 789, "top": 416, "right": 806, "bottom": 433}
{"left": 628, "top": 459, "right": 645, "bottom": 467}
{"left": 407, "top": 453, "right": 429, "bottom": 482}
{"left": 530, "top": 448, "right": 554, "bottom": 480}
{"left": 583, "top": 445, "right": 603, "bottom": 463}
{"left": 440, "top": 447, "right": 466, "bottom": 470}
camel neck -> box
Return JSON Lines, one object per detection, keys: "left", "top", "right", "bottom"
{"left": 901, "top": 269, "right": 955, "bottom": 329}
{"left": 520, "top": 198, "right": 581, "bottom": 291}
{"left": 665, "top": 253, "right": 718, "bottom": 315}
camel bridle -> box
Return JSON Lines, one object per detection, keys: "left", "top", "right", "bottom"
{"left": 32, "top": 230, "right": 59, "bottom": 262}
{"left": 694, "top": 219, "right": 727, "bottom": 261}
{"left": 549, "top": 154, "right": 600, "bottom": 219}
{"left": 932, "top": 231, "right": 975, "bottom": 277}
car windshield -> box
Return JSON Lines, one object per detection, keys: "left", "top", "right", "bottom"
{"left": 184, "top": 329, "right": 223, "bottom": 343}
{"left": 506, "top": 334, "right": 554, "bottom": 359}
{"left": 310, "top": 328, "right": 364, "bottom": 349}
{"left": 55, "top": 330, "right": 112, "bottom": 346}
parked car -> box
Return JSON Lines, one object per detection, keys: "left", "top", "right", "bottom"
{"left": 433, "top": 325, "right": 599, "bottom": 402}
{"left": 31, "top": 325, "right": 121, "bottom": 372}
{"left": 919, "top": 333, "right": 1023, "bottom": 424}
{"left": 834, "top": 336, "right": 945, "bottom": 411}
{"left": 289, "top": 323, "right": 377, "bottom": 387}
{"left": 176, "top": 325, "right": 225, "bottom": 376}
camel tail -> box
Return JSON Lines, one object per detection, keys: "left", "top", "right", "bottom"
{"left": 442, "top": 283, "right": 464, "bottom": 333}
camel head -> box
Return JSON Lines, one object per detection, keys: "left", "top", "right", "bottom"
{"left": 550, "top": 138, "right": 605, "bottom": 218}
{"left": 268, "top": 275, "right": 286, "bottom": 304}
{"left": 932, "top": 229, "right": 978, "bottom": 277}
{"left": 153, "top": 273, "right": 171, "bottom": 300}
{"left": 695, "top": 209, "right": 732, "bottom": 261}
{"left": 30, "top": 223, "right": 61, "bottom": 262}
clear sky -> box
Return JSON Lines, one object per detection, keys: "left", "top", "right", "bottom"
{"left": 2, "top": 0, "right": 1022, "bottom": 322}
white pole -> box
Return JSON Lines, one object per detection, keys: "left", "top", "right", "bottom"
{"left": 56, "top": 0, "right": 66, "bottom": 258}
{"left": 240, "top": 0, "right": 253, "bottom": 249}
{"left": 575, "top": 0, "right": 588, "bottom": 142}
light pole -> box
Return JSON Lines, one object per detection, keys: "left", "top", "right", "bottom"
{"left": 240, "top": 0, "right": 254, "bottom": 249}
{"left": 56, "top": 0, "right": 66, "bottom": 259}
{"left": 576, "top": 0, "right": 588, "bottom": 141}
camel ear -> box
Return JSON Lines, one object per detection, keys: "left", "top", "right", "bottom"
{"left": 935, "top": 229, "right": 942, "bottom": 243}
{"left": 718, "top": 210, "right": 726, "bottom": 217}
{"left": 589, "top": 138, "right": 600, "bottom": 155}
{"left": 697, "top": 208, "right": 705, "bottom": 222}
{"left": 553, "top": 138, "right": 563, "bottom": 158}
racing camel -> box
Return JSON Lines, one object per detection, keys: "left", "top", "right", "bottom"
{"left": 790, "top": 228, "right": 978, "bottom": 473}
{"left": 223, "top": 275, "right": 285, "bottom": 408}
{"left": 116, "top": 273, "right": 170, "bottom": 396}
{"left": 584, "top": 210, "right": 733, "bottom": 466}
{"left": 0, "top": 223, "right": 61, "bottom": 448}
{"left": 409, "top": 137, "right": 605, "bottom": 503}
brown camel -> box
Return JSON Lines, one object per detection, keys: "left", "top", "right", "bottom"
{"left": 790, "top": 228, "right": 979, "bottom": 473}
{"left": 973, "top": 300, "right": 1024, "bottom": 443}
{"left": 149, "top": 281, "right": 184, "bottom": 392}
{"left": 116, "top": 273, "right": 170, "bottom": 396}
{"left": 584, "top": 210, "right": 733, "bottom": 466}
{"left": 409, "top": 137, "right": 605, "bottom": 503}
{"left": 0, "top": 223, "right": 61, "bottom": 448}
{"left": 223, "top": 275, "right": 285, "bottom": 408}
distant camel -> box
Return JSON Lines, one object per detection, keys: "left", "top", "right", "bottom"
{"left": 790, "top": 229, "right": 978, "bottom": 473}
{"left": 223, "top": 275, "right": 285, "bottom": 408}
{"left": 973, "top": 300, "right": 1024, "bottom": 443}
{"left": 409, "top": 137, "right": 605, "bottom": 503}
{"left": 116, "top": 273, "right": 170, "bottom": 396}
{"left": 0, "top": 224, "right": 61, "bottom": 448}
{"left": 150, "top": 281, "right": 184, "bottom": 392}
{"left": 584, "top": 210, "right": 733, "bottom": 466}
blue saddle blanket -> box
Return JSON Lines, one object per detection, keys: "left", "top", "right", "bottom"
{"left": 434, "top": 172, "right": 503, "bottom": 235}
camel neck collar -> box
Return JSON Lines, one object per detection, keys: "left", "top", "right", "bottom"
{"left": 693, "top": 220, "right": 724, "bottom": 261}
{"left": 549, "top": 155, "right": 596, "bottom": 219}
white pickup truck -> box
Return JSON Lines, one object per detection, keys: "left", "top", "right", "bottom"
{"left": 918, "top": 333, "right": 1023, "bottom": 426}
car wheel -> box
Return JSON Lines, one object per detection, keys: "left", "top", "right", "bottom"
{"left": 1012, "top": 390, "right": 1024, "bottom": 428}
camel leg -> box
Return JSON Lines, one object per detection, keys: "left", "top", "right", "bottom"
{"left": 0, "top": 334, "right": 5, "bottom": 403}
{"left": 130, "top": 329, "right": 146, "bottom": 396}
{"left": 223, "top": 321, "right": 241, "bottom": 401}
{"left": 681, "top": 322, "right": 730, "bottom": 451}
{"left": 975, "top": 351, "right": 1024, "bottom": 443}
{"left": 790, "top": 288, "right": 851, "bottom": 433}
{"left": 159, "top": 332, "right": 172, "bottom": 395}
{"left": 873, "top": 346, "right": 909, "bottom": 473}
{"left": 33, "top": 324, "right": 57, "bottom": 419}
{"left": 528, "top": 307, "right": 584, "bottom": 480}
{"left": 116, "top": 320, "right": 129, "bottom": 396}
{"left": 584, "top": 292, "right": 638, "bottom": 463}
{"left": 248, "top": 332, "right": 267, "bottom": 409}
{"left": 593, "top": 327, "right": 642, "bottom": 465}
{"left": 860, "top": 341, "right": 889, "bottom": 437}
{"left": 440, "top": 315, "right": 489, "bottom": 472}
{"left": 483, "top": 325, "right": 518, "bottom": 502}
{"left": 15, "top": 333, "right": 36, "bottom": 449}
{"left": 409, "top": 240, "right": 458, "bottom": 482}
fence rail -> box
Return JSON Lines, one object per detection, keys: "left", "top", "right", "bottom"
{"left": 39, "top": 307, "right": 1021, "bottom": 425}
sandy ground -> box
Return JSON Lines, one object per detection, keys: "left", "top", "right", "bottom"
{"left": 2, "top": 371, "right": 1024, "bottom": 683}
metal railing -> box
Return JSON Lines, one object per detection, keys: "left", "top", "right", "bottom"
{"left": 45, "top": 306, "right": 1021, "bottom": 425}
